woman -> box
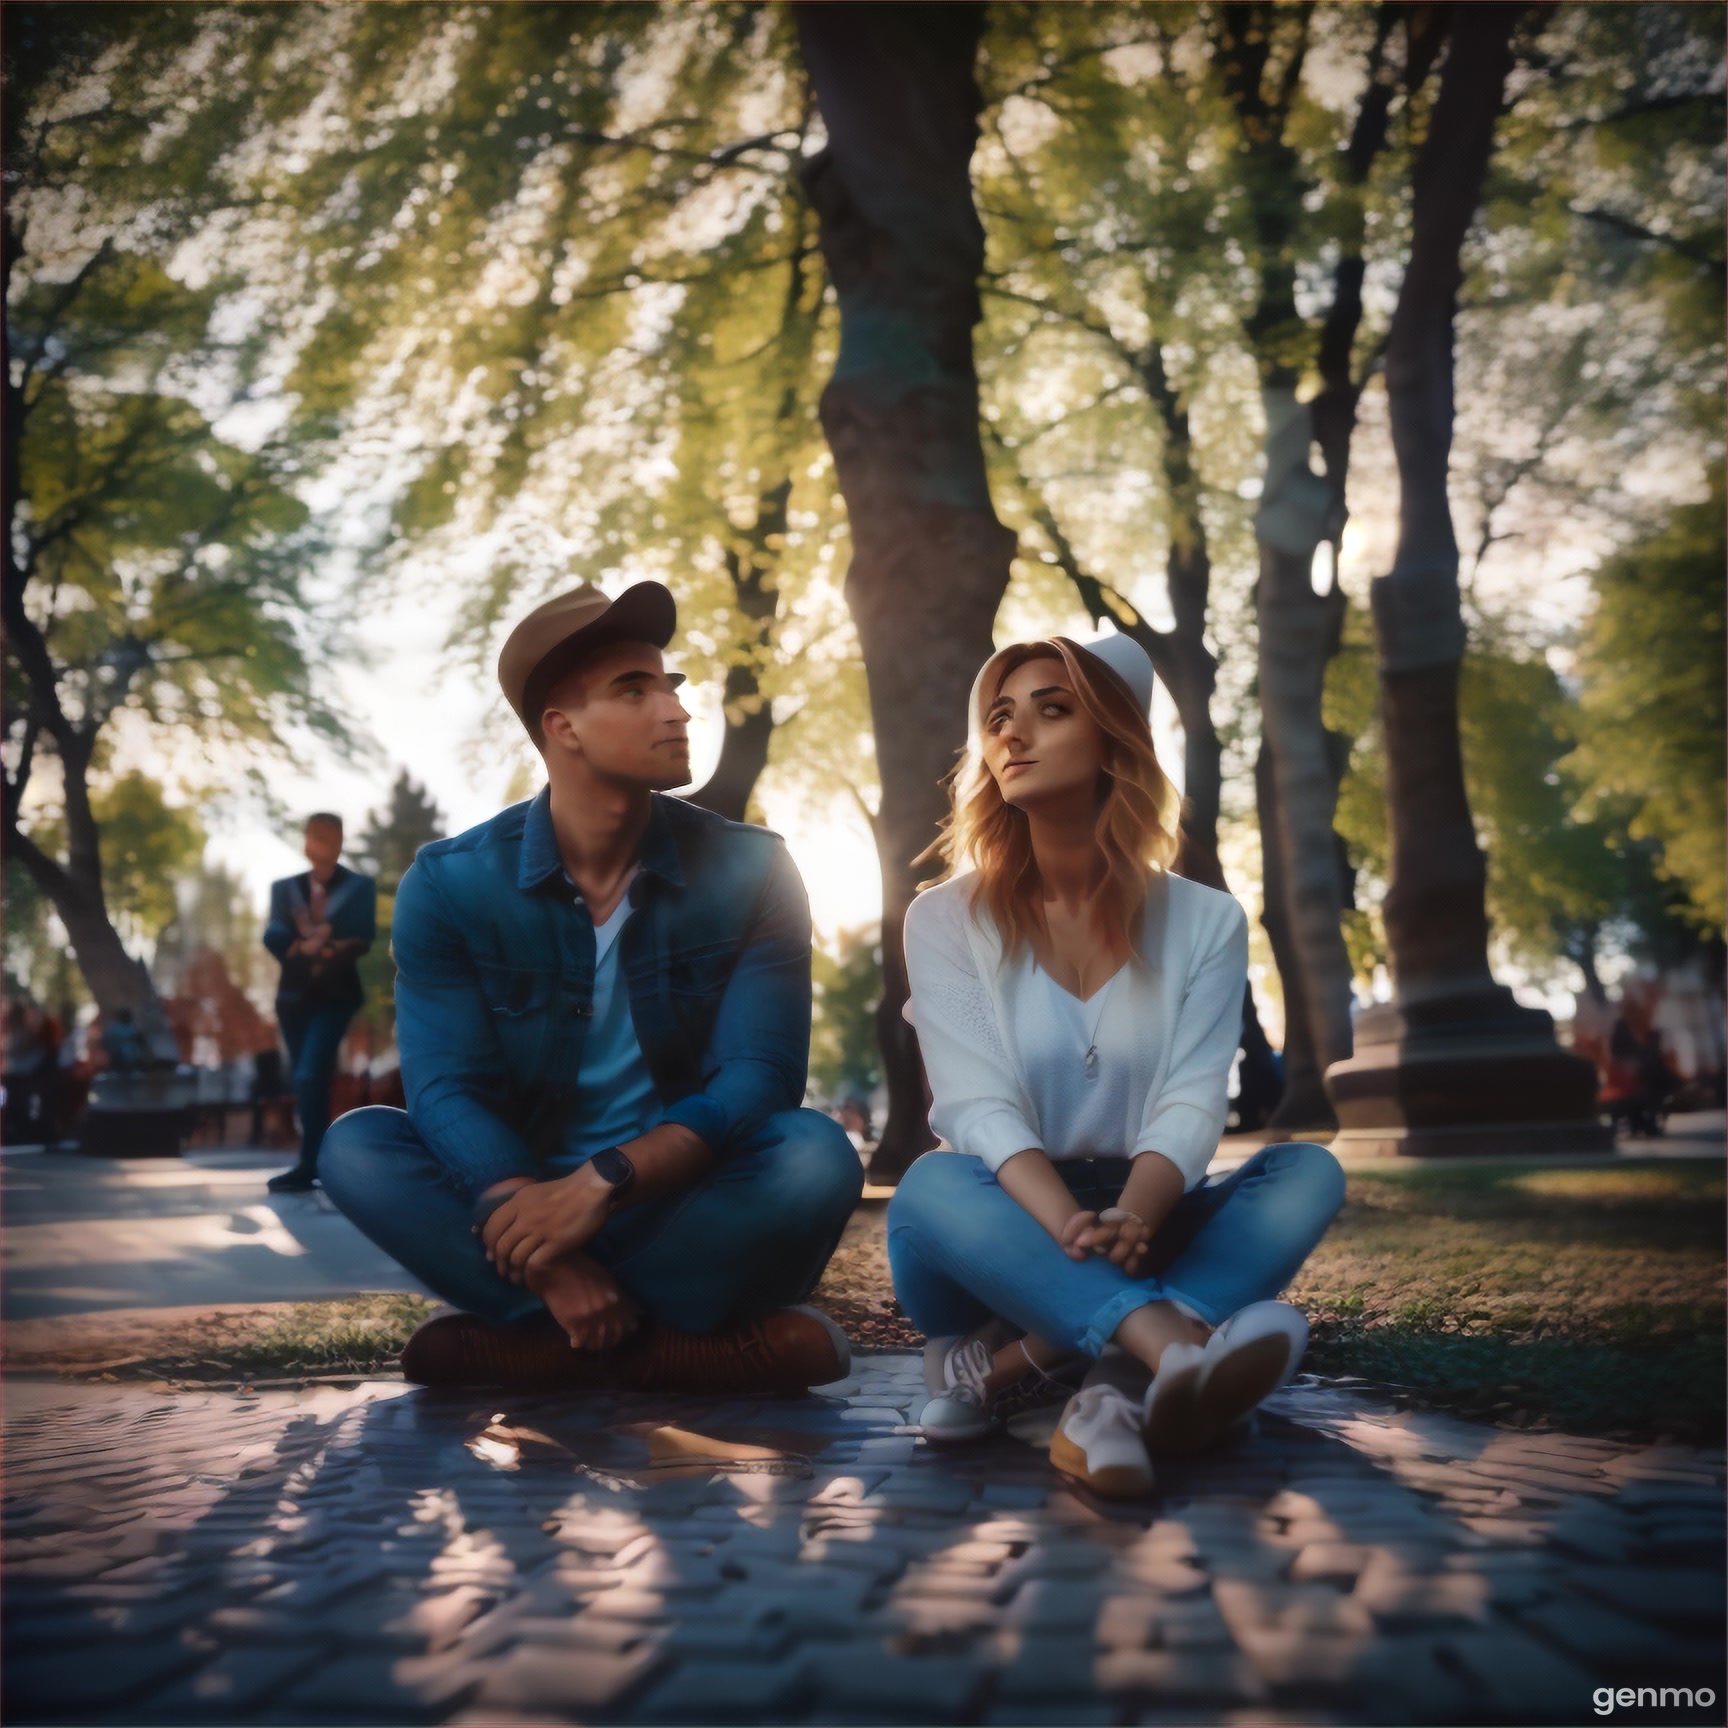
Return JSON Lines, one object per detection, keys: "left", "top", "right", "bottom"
{"left": 888, "top": 632, "right": 1345, "bottom": 1499}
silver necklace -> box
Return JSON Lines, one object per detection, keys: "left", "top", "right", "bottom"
{"left": 1078, "top": 972, "right": 1117, "bottom": 1081}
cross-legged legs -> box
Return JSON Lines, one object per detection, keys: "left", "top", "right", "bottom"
{"left": 320, "top": 1104, "right": 864, "bottom": 1353}
{"left": 887, "top": 1141, "right": 1345, "bottom": 1360}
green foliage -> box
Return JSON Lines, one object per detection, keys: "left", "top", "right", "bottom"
{"left": 1328, "top": 605, "right": 1633, "bottom": 980}
{"left": 26, "top": 770, "right": 206, "bottom": 948}
{"left": 809, "top": 925, "right": 882, "bottom": 1103}
{"left": 2, "top": 859, "right": 85, "bottom": 1009}
{"left": 353, "top": 770, "right": 446, "bottom": 895}
{"left": 90, "top": 771, "right": 206, "bottom": 942}
{"left": 1569, "top": 467, "right": 1727, "bottom": 932}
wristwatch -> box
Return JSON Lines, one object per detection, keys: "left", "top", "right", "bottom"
{"left": 588, "top": 1144, "right": 636, "bottom": 1205}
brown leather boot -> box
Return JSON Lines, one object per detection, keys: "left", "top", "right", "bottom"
{"left": 399, "top": 1312, "right": 626, "bottom": 1389}
{"left": 616, "top": 1306, "right": 851, "bottom": 1396}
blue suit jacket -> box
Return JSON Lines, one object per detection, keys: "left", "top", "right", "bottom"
{"left": 390, "top": 789, "right": 813, "bottom": 1197}
{"left": 263, "top": 865, "right": 378, "bottom": 1010}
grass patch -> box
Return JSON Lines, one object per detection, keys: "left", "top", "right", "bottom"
{"left": 27, "top": 1159, "right": 1723, "bottom": 1442}
{"left": 13, "top": 1293, "right": 440, "bottom": 1385}
{"left": 1289, "top": 1159, "right": 1724, "bottom": 1443}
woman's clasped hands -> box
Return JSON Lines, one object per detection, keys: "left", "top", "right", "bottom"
{"left": 1058, "top": 1205, "right": 1152, "bottom": 1277}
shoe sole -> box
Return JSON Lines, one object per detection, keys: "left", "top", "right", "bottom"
{"left": 1049, "top": 1426, "right": 1153, "bottom": 1500}
{"left": 1195, "top": 1333, "right": 1293, "bottom": 1438}
{"left": 1142, "top": 1354, "right": 1210, "bottom": 1454}
{"left": 917, "top": 1405, "right": 997, "bottom": 1443}
{"left": 788, "top": 1305, "right": 852, "bottom": 1385}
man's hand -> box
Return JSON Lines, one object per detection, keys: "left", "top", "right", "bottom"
{"left": 527, "top": 1252, "right": 638, "bottom": 1351}
{"left": 482, "top": 1165, "right": 615, "bottom": 1283}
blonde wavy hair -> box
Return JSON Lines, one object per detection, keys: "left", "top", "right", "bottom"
{"left": 917, "top": 638, "right": 1181, "bottom": 958}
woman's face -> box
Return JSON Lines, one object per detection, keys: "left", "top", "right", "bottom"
{"left": 984, "top": 655, "right": 1108, "bottom": 812}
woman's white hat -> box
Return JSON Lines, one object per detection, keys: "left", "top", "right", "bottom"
{"left": 968, "top": 628, "right": 1155, "bottom": 739}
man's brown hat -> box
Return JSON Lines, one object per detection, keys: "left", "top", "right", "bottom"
{"left": 497, "top": 581, "right": 677, "bottom": 734}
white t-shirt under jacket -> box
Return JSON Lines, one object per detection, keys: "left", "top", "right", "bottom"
{"left": 903, "top": 870, "right": 1250, "bottom": 1193}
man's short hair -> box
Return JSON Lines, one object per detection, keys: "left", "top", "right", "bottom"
{"left": 305, "top": 812, "right": 343, "bottom": 832}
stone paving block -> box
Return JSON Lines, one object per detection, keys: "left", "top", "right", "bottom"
{"left": 1288, "top": 1541, "right": 1378, "bottom": 1582}
{"left": 1001, "top": 1578, "right": 1108, "bottom": 1634}
{"left": 469, "top": 1641, "right": 665, "bottom": 1714}
{"left": 979, "top": 1484, "right": 1049, "bottom": 1511}
{"left": 1570, "top": 1564, "right": 1727, "bottom": 1626}
{"left": 986, "top": 1705, "right": 1116, "bottom": 1725}
{"left": 1213, "top": 1577, "right": 1373, "bottom": 1638}
{"left": 1348, "top": 1633, "right": 1479, "bottom": 1725}
{"left": 1351, "top": 1552, "right": 1491, "bottom": 1625}
{"left": 864, "top": 1474, "right": 978, "bottom": 1516}
{"left": 751, "top": 1587, "right": 885, "bottom": 1638}
{"left": 1234, "top": 1627, "right": 1374, "bottom": 1689}
{"left": 1440, "top": 1626, "right": 1602, "bottom": 1722}
{"left": 882, "top": 1592, "right": 1005, "bottom": 1637}
{"left": 1515, "top": 1595, "right": 1713, "bottom": 1667}
{"left": 5, "top": 1639, "right": 206, "bottom": 1714}
{"left": 145, "top": 1644, "right": 327, "bottom": 1717}
{"left": 1095, "top": 1648, "right": 1268, "bottom": 1705}
{"left": 1634, "top": 1520, "right": 1726, "bottom": 1556}
{"left": 992, "top": 1631, "right": 1104, "bottom": 1701}
{"left": 1614, "top": 1480, "right": 1726, "bottom": 1513}
{"left": 636, "top": 1656, "right": 807, "bottom": 1721}
{"left": 1536, "top": 1499, "right": 1640, "bottom": 1563}
{"left": 803, "top": 1648, "right": 986, "bottom": 1718}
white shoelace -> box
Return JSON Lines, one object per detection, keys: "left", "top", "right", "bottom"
{"left": 939, "top": 1336, "right": 994, "bottom": 1408}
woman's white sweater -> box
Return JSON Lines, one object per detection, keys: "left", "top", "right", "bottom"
{"left": 903, "top": 870, "right": 1250, "bottom": 1192}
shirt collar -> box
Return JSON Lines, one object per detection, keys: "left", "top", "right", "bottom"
{"left": 517, "top": 787, "right": 686, "bottom": 895}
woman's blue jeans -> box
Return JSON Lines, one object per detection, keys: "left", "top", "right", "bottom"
{"left": 320, "top": 1105, "right": 864, "bottom": 1334}
{"left": 887, "top": 1142, "right": 1346, "bottom": 1358}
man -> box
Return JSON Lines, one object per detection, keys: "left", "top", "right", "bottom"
{"left": 319, "top": 581, "right": 864, "bottom": 1392}
{"left": 263, "top": 813, "right": 377, "bottom": 1192}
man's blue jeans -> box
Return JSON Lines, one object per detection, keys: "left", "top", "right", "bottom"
{"left": 276, "top": 1002, "right": 356, "bottom": 1175}
{"left": 887, "top": 1142, "right": 1346, "bottom": 1358}
{"left": 320, "top": 1106, "right": 864, "bottom": 1333}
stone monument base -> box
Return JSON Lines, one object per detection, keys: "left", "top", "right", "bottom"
{"left": 1325, "top": 990, "right": 1614, "bottom": 1159}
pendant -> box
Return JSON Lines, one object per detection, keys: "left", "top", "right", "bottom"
{"left": 1084, "top": 1044, "right": 1099, "bottom": 1081}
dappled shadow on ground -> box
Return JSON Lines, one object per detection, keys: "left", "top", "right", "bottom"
{"left": 3, "top": 1365, "right": 1723, "bottom": 1725}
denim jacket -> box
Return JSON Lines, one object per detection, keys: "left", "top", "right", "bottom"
{"left": 390, "top": 789, "right": 813, "bottom": 1196}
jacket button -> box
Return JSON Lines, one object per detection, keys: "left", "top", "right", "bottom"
{"left": 573, "top": 1002, "right": 592, "bottom": 1018}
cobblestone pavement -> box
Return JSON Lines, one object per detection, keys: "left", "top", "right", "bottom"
{"left": 5, "top": 1359, "right": 1723, "bottom": 1726}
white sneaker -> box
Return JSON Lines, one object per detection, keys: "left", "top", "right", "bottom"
{"left": 1192, "top": 1300, "right": 1308, "bottom": 1434}
{"left": 915, "top": 1334, "right": 996, "bottom": 1442}
{"left": 1140, "top": 1338, "right": 1210, "bottom": 1454}
{"left": 1049, "top": 1382, "right": 1154, "bottom": 1499}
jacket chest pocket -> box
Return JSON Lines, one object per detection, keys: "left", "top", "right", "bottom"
{"left": 666, "top": 941, "right": 737, "bottom": 1000}
{"left": 478, "top": 965, "right": 556, "bottom": 1019}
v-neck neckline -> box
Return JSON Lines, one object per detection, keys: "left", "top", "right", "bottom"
{"left": 1034, "top": 959, "right": 1127, "bottom": 1008}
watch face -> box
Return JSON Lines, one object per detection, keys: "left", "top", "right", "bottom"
{"left": 593, "top": 1146, "right": 634, "bottom": 1187}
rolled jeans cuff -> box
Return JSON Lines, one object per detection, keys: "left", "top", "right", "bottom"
{"left": 1078, "top": 1277, "right": 1222, "bottom": 1357}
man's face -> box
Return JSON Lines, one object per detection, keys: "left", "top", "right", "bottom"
{"left": 541, "top": 639, "right": 692, "bottom": 790}
{"left": 303, "top": 820, "right": 343, "bottom": 869}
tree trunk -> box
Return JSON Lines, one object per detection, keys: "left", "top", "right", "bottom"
{"left": 1138, "top": 343, "right": 1225, "bottom": 890}
{"left": 2, "top": 184, "right": 169, "bottom": 1038}
{"left": 1372, "top": 4, "right": 1521, "bottom": 1000}
{"left": 1326, "top": 3, "right": 1608, "bottom": 1154}
{"left": 1255, "top": 740, "right": 1334, "bottom": 1126}
{"left": 686, "top": 485, "right": 788, "bottom": 825}
{"left": 1255, "top": 388, "right": 1356, "bottom": 1081}
{"left": 797, "top": 2, "right": 1016, "bottom": 1183}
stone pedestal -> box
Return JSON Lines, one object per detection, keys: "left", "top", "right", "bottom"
{"left": 1324, "top": 988, "right": 1614, "bottom": 1159}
